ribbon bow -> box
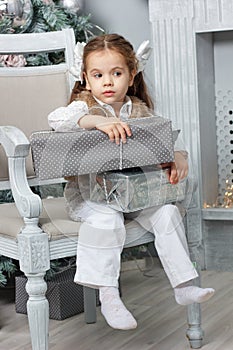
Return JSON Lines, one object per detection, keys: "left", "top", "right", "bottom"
{"left": 70, "top": 41, "right": 86, "bottom": 83}
{"left": 136, "top": 40, "right": 152, "bottom": 73}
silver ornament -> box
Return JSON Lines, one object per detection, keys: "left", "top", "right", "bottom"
{"left": 0, "top": 0, "right": 33, "bottom": 33}
{"left": 58, "top": 0, "right": 83, "bottom": 13}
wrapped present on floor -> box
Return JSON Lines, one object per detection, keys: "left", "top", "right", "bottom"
{"left": 15, "top": 268, "right": 100, "bottom": 320}
{"left": 89, "top": 166, "right": 188, "bottom": 213}
{"left": 30, "top": 116, "right": 176, "bottom": 180}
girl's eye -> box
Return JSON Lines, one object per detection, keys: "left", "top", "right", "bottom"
{"left": 113, "top": 71, "right": 121, "bottom": 77}
{"left": 94, "top": 73, "right": 102, "bottom": 78}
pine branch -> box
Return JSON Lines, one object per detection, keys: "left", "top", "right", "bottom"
{"left": 0, "top": 15, "right": 13, "bottom": 34}
{"left": 0, "top": 271, "right": 7, "bottom": 287}
{"left": 25, "top": 53, "right": 52, "bottom": 66}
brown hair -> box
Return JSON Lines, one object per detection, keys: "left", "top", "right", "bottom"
{"left": 70, "top": 33, "right": 154, "bottom": 109}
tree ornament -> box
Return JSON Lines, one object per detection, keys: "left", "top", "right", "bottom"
{"left": 58, "top": 0, "right": 83, "bottom": 13}
{"left": 0, "top": 0, "right": 33, "bottom": 33}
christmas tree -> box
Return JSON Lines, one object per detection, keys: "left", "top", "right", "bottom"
{"left": 0, "top": 0, "right": 104, "bottom": 65}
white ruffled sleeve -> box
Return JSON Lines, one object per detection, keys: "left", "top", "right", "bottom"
{"left": 48, "top": 100, "right": 89, "bottom": 132}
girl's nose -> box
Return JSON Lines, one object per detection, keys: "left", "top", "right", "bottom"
{"left": 103, "top": 75, "right": 113, "bottom": 86}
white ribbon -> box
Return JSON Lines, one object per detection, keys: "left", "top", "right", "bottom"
{"left": 136, "top": 40, "right": 152, "bottom": 73}
{"left": 70, "top": 41, "right": 86, "bottom": 83}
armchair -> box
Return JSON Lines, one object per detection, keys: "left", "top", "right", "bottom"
{"left": 0, "top": 29, "right": 203, "bottom": 349}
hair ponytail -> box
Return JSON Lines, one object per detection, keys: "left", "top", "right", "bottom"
{"left": 127, "top": 72, "right": 154, "bottom": 110}
{"left": 69, "top": 81, "right": 87, "bottom": 103}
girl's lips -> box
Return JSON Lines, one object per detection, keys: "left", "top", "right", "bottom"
{"left": 103, "top": 91, "right": 115, "bottom": 97}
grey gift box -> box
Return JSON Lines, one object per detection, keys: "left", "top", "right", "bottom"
{"left": 30, "top": 117, "right": 175, "bottom": 180}
{"left": 15, "top": 268, "right": 99, "bottom": 320}
{"left": 90, "top": 166, "right": 187, "bottom": 213}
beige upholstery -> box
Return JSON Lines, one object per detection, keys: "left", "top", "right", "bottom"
{"left": 0, "top": 73, "right": 69, "bottom": 179}
{"left": 40, "top": 198, "right": 80, "bottom": 240}
{"left": 0, "top": 197, "right": 149, "bottom": 248}
{"left": 0, "top": 197, "right": 80, "bottom": 240}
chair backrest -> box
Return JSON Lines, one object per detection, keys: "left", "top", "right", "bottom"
{"left": 0, "top": 29, "right": 76, "bottom": 185}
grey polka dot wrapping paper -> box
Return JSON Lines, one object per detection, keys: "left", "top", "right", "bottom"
{"left": 30, "top": 117, "right": 175, "bottom": 180}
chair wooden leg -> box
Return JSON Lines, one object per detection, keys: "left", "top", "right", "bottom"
{"left": 18, "top": 218, "right": 50, "bottom": 350}
{"left": 185, "top": 264, "right": 203, "bottom": 348}
{"left": 83, "top": 286, "right": 97, "bottom": 323}
{"left": 186, "top": 276, "right": 203, "bottom": 348}
{"left": 25, "top": 273, "right": 49, "bottom": 350}
{"left": 185, "top": 210, "right": 204, "bottom": 348}
{"left": 186, "top": 301, "right": 203, "bottom": 349}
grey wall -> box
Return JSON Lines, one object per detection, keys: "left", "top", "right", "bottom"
{"left": 83, "top": 0, "right": 155, "bottom": 101}
{"left": 83, "top": 0, "right": 150, "bottom": 49}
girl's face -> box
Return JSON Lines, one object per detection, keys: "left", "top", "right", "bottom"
{"left": 84, "top": 49, "right": 135, "bottom": 112}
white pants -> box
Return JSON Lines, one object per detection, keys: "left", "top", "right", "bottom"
{"left": 74, "top": 201, "right": 198, "bottom": 288}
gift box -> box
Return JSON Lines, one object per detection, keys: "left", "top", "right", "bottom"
{"left": 90, "top": 166, "right": 187, "bottom": 213}
{"left": 15, "top": 268, "right": 99, "bottom": 320}
{"left": 30, "top": 117, "right": 175, "bottom": 180}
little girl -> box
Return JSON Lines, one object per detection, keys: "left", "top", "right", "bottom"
{"left": 48, "top": 34, "right": 214, "bottom": 330}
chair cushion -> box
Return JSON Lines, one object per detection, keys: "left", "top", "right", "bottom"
{"left": 0, "top": 197, "right": 153, "bottom": 246}
{"left": 40, "top": 197, "right": 81, "bottom": 240}
{"left": 0, "top": 197, "right": 80, "bottom": 241}
{"left": 0, "top": 202, "right": 26, "bottom": 239}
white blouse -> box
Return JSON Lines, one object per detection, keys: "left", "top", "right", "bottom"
{"left": 48, "top": 96, "right": 132, "bottom": 132}
{"left": 48, "top": 100, "right": 89, "bottom": 132}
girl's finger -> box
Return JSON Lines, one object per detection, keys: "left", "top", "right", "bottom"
{"left": 122, "top": 123, "right": 132, "bottom": 137}
{"left": 170, "top": 165, "right": 178, "bottom": 184}
{"left": 112, "top": 127, "right": 121, "bottom": 145}
{"left": 116, "top": 125, "right": 127, "bottom": 143}
{"left": 108, "top": 130, "right": 115, "bottom": 143}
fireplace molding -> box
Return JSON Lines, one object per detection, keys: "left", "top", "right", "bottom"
{"left": 149, "top": 0, "right": 233, "bottom": 270}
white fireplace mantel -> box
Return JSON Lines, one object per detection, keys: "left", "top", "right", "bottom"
{"left": 149, "top": 0, "right": 233, "bottom": 270}
{"left": 149, "top": 0, "right": 233, "bottom": 32}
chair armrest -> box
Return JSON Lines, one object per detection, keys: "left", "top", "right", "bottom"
{"left": 0, "top": 126, "right": 42, "bottom": 218}
{"left": 0, "top": 125, "right": 30, "bottom": 157}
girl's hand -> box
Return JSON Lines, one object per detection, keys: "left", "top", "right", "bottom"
{"left": 96, "top": 118, "right": 132, "bottom": 145}
{"left": 78, "top": 115, "right": 132, "bottom": 144}
{"left": 158, "top": 162, "right": 178, "bottom": 184}
{"left": 160, "top": 151, "right": 188, "bottom": 184}
{"left": 174, "top": 151, "right": 188, "bottom": 181}
{"left": 168, "top": 162, "right": 179, "bottom": 184}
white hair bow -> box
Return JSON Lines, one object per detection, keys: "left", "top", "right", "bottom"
{"left": 70, "top": 41, "right": 86, "bottom": 83}
{"left": 136, "top": 40, "right": 152, "bottom": 73}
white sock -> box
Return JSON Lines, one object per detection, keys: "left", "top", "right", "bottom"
{"left": 174, "top": 282, "right": 215, "bottom": 305}
{"left": 99, "top": 286, "right": 137, "bottom": 330}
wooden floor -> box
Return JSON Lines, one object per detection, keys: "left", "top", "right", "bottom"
{"left": 0, "top": 260, "right": 233, "bottom": 350}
